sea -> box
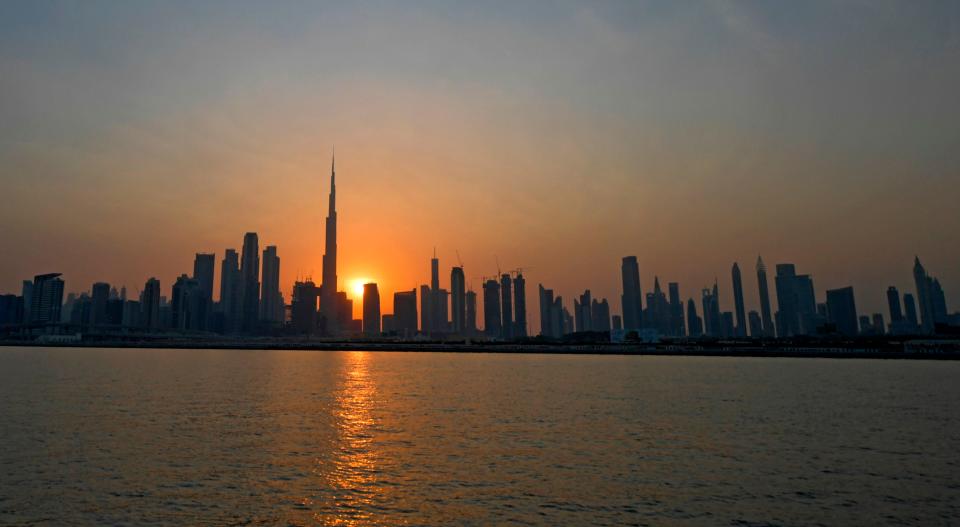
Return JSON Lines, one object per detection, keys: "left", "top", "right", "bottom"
{"left": 1, "top": 347, "right": 958, "bottom": 526}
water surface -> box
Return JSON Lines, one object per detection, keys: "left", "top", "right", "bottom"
{"left": 1, "top": 347, "right": 958, "bottom": 525}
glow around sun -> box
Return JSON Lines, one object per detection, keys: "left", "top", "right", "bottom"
{"left": 350, "top": 278, "right": 371, "bottom": 298}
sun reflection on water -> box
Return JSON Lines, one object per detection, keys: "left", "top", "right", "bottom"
{"left": 320, "top": 351, "right": 382, "bottom": 526}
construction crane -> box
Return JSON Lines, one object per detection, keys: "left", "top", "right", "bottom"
{"left": 511, "top": 266, "right": 533, "bottom": 278}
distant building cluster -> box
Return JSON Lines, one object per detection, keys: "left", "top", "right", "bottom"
{"left": 1, "top": 156, "right": 957, "bottom": 342}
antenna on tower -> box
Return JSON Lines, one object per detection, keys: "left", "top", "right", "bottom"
{"left": 495, "top": 255, "right": 502, "bottom": 276}
{"left": 456, "top": 250, "right": 463, "bottom": 268}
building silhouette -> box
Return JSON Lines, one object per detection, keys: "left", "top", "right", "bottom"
{"left": 290, "top": 280, "right": 320, "bottom": 334}
{"left": 320, "top": 154, "right": 339, "bottom": 334}
{"left": 465, "top": 289, "right": 478, "bottom": 335}
{"left": 826, "top": 286, "right": 858, "bottom": 337}
{"left": 731, "top": 262, "right": 747, "bottom": 337}
{"left": 668, "top": 282, "right": 685, "bottom": 337}
{"left": 687, "top": 298, "right": 703, "bottom": 337}
{"left": 30, "top": 273, "right": 64, "bottom": 328}
{"left": 260, "top": 246, "right": 282, "bottom": 326}
{"left": 362, "top": 283, "right": 380, "bottom": 336}
{"left": 451, "top": 266, "right": 465, "bottom": 334}
{"left": 393, "top": 289, "right": 418, "bottom": 338}
{"left": 513, "top": 272, "right": 527, "bottom": 338}
{"left": 499, "top": 273, "right": 513, "bottom": 339}
{"left": 90, "top": 282, "right": 110, "bottom": 328}
{"left": 701, "top": 283, "right": 721, "bottom": 337}
{"left": 483, "top": 279, "right": 501, "bottom": 338}
{"left": 591, "top": 298, "right": 611, "bottom": 332}
{"left": 887, "top": 286, "right": 903, "bottom": 323}
{"left": 748, "top": 310, "right": 762, "bottom": 337}
{"left": 903, "top": 293, "right": 919, "bottom": 328}
{"left": 419, "top": 284, "right": 431, "bottom": 334}
{"left": 219, "top": 249, "right": 242, "bottom": 333}
{"left": 240, "top": 232, "right": 260, "bottom": 332}
{"left": 172, "top": 274, "right": 202, "bottom": 331}
{"left": 575, "top": 290, "right": 592, "bottom": 332}
{"left": 193, "top": 253, "right": 215, "bottom": 330}
{"left": 140, "top": 277, "right": 161, "bottom": 329}
{"left": 621, "top": 256, "right": 643, "bottom": 331}
{"left": 756, "top": 256, "right": 775, "bottom": 337}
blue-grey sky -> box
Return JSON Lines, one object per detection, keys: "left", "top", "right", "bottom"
{"left": 1, "top": 1, "right": 958, "bottom": 318}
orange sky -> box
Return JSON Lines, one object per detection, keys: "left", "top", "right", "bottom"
{"left": 1, "top": 2, "right": 959, "bottom": 325}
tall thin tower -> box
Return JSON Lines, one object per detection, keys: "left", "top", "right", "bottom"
{"left": 731, "top": 262, "right": 746, "bottom": 337}
{"left": 320, "top": 152, "right": 339, "bottom": 333}
{"left": 756, "top": 256, "right": 774, "bottom": 337}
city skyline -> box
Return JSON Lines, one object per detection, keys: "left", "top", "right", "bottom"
{"left": 1, "top": 155, "right": 954, "bottom": 339}
{"left": 2, "top": 1, "right": 959, "bottom": 322}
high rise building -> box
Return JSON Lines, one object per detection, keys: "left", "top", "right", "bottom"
{"left": 430, "top": 254, "right": 441, "bottom": 334}
{"left": 451, "top": 266, "right": 466, "bottom": 334}
{"left": 140, "top": 277, "right": 161, "bottom": 329}
{"left": 219, "top": 249, "right": 242, "bottom": 333}
{"left": 756, "top": 256, "right": 775, "bottom": 337}
{"left": 903, "top": 293, "right": 919, "bottom": 328}
{"left": 362, "top": 283, "right": 380, "bottom": 336}
{"left": 539, "top": 284, "right": 554, "bottom": 337}
{"left": 0, "top": 295, "right": 22, "bottom": 327}
{"left": 748, "top": 311, "right": 762, "bottom": 337}
{"left": 774, "top": 264, "right": 821, "bottom": 337}
{"left": 591, "top": 298, "right": 611, "bottom": 332}
{"left": 513, "top": 273, "right": 527, "bottom": 338}
{"left": 931, "top": 278, "right": 948, "bottom": 325}
{"left": 320, "top": 154, "right": 339, "bottom": 334}
{"left": 701, "top": 283, "right": 721, "bottom": 337}
{"left": 90, "top": 282, "right": 110, "bottom": 327}
{"left": 621, "top": 256, "right": 643, "bottom": 331}
{"left": 826, "top": 286, "right": 858, "bottom": 337}
{"left": 30, "top": 273, "right": 64, "bottom": 327}
{"left": 913, "top": 257, "right": 934, "bottom": 333}
{"left": 193, "top": 253, "right": 215, "bottom": 330}
{"left": 260, "top": 246, "right": 282, "bottom": 326}
{"left": 393, "top": 289, "right": 418, "bottom": 337}
{"left": 483, "top": 279, "right": 501, "bottom": 338}
{"left": 419, "top": 284, "right": 431, "bottom": 334}
{"left": 465, "top": 289, "right": 478, "bottom": 335}
{"left": 687, "top": 298, "right": 703, "bottom": 337}
{"left": 20, "top": 280, "right": 33, "bottom": 325}
{"left": 731, "top": 263, "right": 747, "bottom": 337}
{"left": 290, "top": 280, "right": 320, "bottom": 334}
{"left": 500, "top": 274, "right": 513, "bottom": 339}
{"left": 886, "top": 286, "right": 903, "bottom": 323}
{"left": 575, "top": 290, "right": 592, "bottom": 332}
{"left": 171, "top": 274, "right": 202, "bottom": 331}
{"left": 668, "top": 282, "right": 685, "bottom": 337}
{"left": 240, "top": 232, "right": 260, "bottom": 332}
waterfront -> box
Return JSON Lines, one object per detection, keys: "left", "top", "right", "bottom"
{"left": 1, "top": 347, "right": 958, "bottom": 525}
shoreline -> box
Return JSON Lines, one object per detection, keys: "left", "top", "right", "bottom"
{"left": 2, "top": 339, "right": 959, "bottom": 360}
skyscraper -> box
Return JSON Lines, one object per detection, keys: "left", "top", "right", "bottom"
{"left": 430, "top": 253, "right": 441, "bottom": 334}
{"left": 172, "top": 274, "right": 202, "bottom": 331}
{"left": 756, "top": 256, "right": 774, "bottom": 337}
{"left": 29, "top": 273, "right": 64, "bottom": 327}
{"left": 219, "top": 249, "right": 242, "bottom": 333}
{"left": 260, "top": 246, "right": 282, "bottom": 326}
{"left": 539, "top": 284, "right": 554, "bottom": 337}
{"left": 500, "top": 273, "right": 513, "bottom": 339}
{"left": 320, "top": 154, "right": 339, "bottom": 334}
{"left": 575, "top": 290, "right": 592, "bottom": 332}
{"left": 903, "top": 293, "right": 919, "bottom": 328}
{"left": 621, "top": 256, "right": 642, "bottom": 331}
{"left": 483, "top": 279, "right": 501, "bottom": 338}
{"left": 513, "top": 272, "right": 527, "bottom": 338}
{"left": 668, "top": 282, "right": 685, "bottom": 337}
{"left": 393, "top": 289, "right": 418, "bottom": 337}
{"left": 419, "top": 284, "right": 431, "bottom": 334}
{"left": 140, "top": 277, "right": 161, "bottom": 329}
{"left": 687, "top": 298, "right": 703, "bottom": 337}
{"left": 465, "top": 289, "right": 478, "bottom": 335}
{"left": 731, "top": 262, "right": 747, "bottom": 337}
{"left": 290, "top": 280, "right": 319, "bottom": 334}
{"left": 240, "top": 232, "right": 260, "bottom": 332}
{"left": 90, "top": 282, "right": 110, "bottom": 327}
{"left": 826, "top": 286, "right": 858, "bottom": 337}
{"left": 193, "top": 253, "right": 215, "bottom": 330}
{"left": 701, "top": 282, "right": 721, "bottom": 337}
{"left": 362, "top": 283, "right": 380, "bottom": 336}
{"left": 748, "top": 311, "right": 762, "bottom": 337}
{"left": 450, "top": 266, "right": 466, "bottom": 334}
{"left": 20, "top": 280, "right": 33, "bottom": 325}
{"left": 886, "top": 286, "right": 903, "bottom": 323}
{"left": 591, "top": 298, "right": 611, "bottom": 332}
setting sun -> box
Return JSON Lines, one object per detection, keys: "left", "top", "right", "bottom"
{"left": 350, "top": 278, "right": 371, "bottom": 299}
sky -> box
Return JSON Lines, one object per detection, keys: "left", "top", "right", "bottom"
{"left": 1, "top": 0, "right": 958, "bottom": 323}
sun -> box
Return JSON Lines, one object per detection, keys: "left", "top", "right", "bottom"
{"left": 350, "top": 278, "right": 370, "bottom": 298}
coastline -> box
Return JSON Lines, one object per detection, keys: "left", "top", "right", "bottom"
{"left": 2, "top": 338, "right": 959, "bottom": 360}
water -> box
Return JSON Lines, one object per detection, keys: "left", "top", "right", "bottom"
{"left": 0, "top": 348, "right": 958, "bottom": 526}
